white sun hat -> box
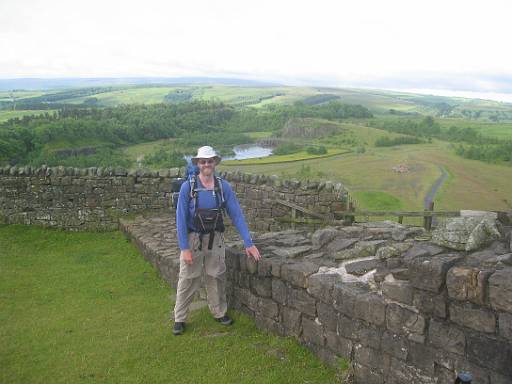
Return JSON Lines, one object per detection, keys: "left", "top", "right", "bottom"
{"left": 191, "top": 145, "right": 221, "bottom": 165}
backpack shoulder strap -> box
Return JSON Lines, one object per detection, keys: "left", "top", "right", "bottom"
{"left": 189, "top": 174, "right": 198, "bottom": 208}
{"left": 214, "top": 176, "right": 226, "bottom": 209}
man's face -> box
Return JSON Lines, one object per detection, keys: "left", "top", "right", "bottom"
{"left": 197, "top": 158, "right": 215, "bottom": 177}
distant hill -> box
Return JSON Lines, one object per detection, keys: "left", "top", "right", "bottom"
{"left": 0, "top": 77, "right": 281, "bottom": 91}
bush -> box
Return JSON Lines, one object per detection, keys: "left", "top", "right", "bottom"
{"left": 273, "top": 143, "right": 303, "bottom": 156}
{"left": 306, "top": 146, "right": 327, "bottom": 155}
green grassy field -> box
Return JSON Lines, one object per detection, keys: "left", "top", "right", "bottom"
{"left": 122, "top": 138, "right": 176, "bottom": 162}
{"left": 220, "top": 139, "right": 512, "bottom": 212}
{"left": 0, "top": 110, "right": 56, "bottom": 122}
{"left": 438, "top": 118, "right": 512, "bottom": 139}
{"left": 60, "top": 86, "right": 181, "bottom": 106}
{"left": 0, "top": 224, "right": 343, "bottom": 384}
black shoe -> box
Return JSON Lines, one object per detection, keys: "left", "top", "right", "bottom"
{"left": 173, "top": 322, "right": 185, "bottom": 335}
{"left": 215, "top": 315, "right": 233, "bottom": 326}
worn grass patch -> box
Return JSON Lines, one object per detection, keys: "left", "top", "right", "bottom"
{"left": 351, "top": 191, "right": 403, "bottom": 211}
{"left": 0, "top": 224, "right": 341, "bottom": 384}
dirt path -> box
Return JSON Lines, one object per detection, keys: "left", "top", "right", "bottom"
{"left": 424, "top": 165, "right": 448, "bottom": 209}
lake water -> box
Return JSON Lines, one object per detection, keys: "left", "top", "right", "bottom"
{"left": 183, "top": 145, "right": 272, "bottom": 165}
{"left": 223, "top": 144, "right": 273, "bottom": 160}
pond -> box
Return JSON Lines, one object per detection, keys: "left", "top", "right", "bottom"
{"left": 222, "top": 144, "right": 273, "bottom": 160}
{"left": 185, "top": 144, "right": 273, "bottom": 163}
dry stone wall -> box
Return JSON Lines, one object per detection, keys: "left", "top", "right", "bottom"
{"left": 120, "top": 213, "right": 512, "bottom": 384}
{"left": 226, "top": 220, "right": 512, "bottom": 384}
{"left": 0, "top": 165, "right": 348, "bottom": 231}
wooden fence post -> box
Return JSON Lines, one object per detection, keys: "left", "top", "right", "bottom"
{"left": 348, "top": 202, "right": 355, "bottom": 226}
{"left": 427, "top": 201, "right": 434, "bottom": 231}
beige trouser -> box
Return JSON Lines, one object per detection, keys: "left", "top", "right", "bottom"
{"left": 174, "top": 231, "right": 227, "bottom": 322}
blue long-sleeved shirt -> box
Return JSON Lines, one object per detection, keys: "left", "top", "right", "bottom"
{"left": 176, "top": 176, "right": 254, "bottom": 250}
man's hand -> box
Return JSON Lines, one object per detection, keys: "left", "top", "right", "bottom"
{"left": 245, "top": 245, "right": 261, "bottom": 261}
{"left": 181, "top": 249, "right": 193, "bottom": 265}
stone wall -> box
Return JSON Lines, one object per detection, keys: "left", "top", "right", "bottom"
{"left": 0, "top": 165, "right": 347, "bottom": 231}
{"left": 225, "top": 221, "right": 512, "bottom": 384}
{"left": 120, "top": 213, "right": 512, "bottom": 384}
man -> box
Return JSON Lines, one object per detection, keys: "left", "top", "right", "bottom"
{"left": 173, "top": 145, "right": 261, "bottom": 335}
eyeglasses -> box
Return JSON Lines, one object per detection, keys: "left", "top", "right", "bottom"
{"left": 198, "top": 159, "right": 215, "bottom": 165}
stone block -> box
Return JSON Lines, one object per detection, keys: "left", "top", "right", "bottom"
{"left": 271, "top": 278, "right": 287, "bottom": 305}
{"left": 491, "top": 372, "right": 512, "bottom": 384}
{"left": 337, "top": 314, "right": 361, "bottom": 340}
{"left": 356, "top": 326, "right": 382, "bottom": 349}
{"left": 428, "top": 319, "right": 465, "bottom": 355}
{"left": 311, "top": 227, "right": 339, "bottom": 250}
{"left": 446, "top": 266, "right": 492, "bottom": 305}
{"left": 257, "top": 297, "right": 279, "bottom": 320}
{"left": 254, "top": 313, "right": 281, "bottom": 335}
{"left": 353, "top": 292, "right": 386, "bottom": 326}
{"left": 353, "top": 363, "right": 383, "bottom": 384}
{"left": 413, "top": 289, "right": 447, "bottom": 318}
{"left": 307, "top": 272, "right": 340, "bottom": 304}
{"left": 388, "top": 357, "right": 436, "bottom": 384}
{"left": 246, "top": 256, "right": 258, "bottom": 274}
{"left": 449, "top": 302, "right": 496, "bottom": 333}
{"left": 287, "top": 287, "right": 317, "bottom": 317}
{"left": 281, "top": 261, "right": 319, "bottom": 288}
{"left": 326, "top": 237, "right": 358, "bottom": 253}
{"left": 409, "top": 253, "right": 463, "bottom": 292}
{"left": 354, "top": 344, "right": 390, "bottom": 373}
{"left": 406, "top": 342, "right": 434, "bottom": 375}
{"left": 281, "top": 306, "right": 301, "bottom": 336}
{"left": 257, "top": 257, "right": 273, "bottom": 276}
{"left": 344, "top": 258, "right": 383, "bottom": 276}
{"left": 402, "top": 243, "right": 445, "bottom": 263}
{"left": 316, "top": 302, "right": 338, "bottom": 332}
{"left": 498, "top": 312, "right": 512, "bottom": 341}
{"left": 489, "top": 268, "right": 512, "bottom": 313}
{"left": 467, "top": 333, "right": 512, "bottom": 376}
{"left": 382, "top": 279, "right": 413, "bottom": 305}
{"left": 250, "top": 276, "right": 272, "bottom": 297}
{"left": 386, "top": 303, "right": 426, "bottom": 336}
{"left": 381, "top": 331, "right": 408, "bottom": 360}
{"left": 333, "top": 282, "right": 368, "bottom": 318}
{"left": 325, "top": 331, "right": 352, "bottom": 360}
{"left": 301, "top": 316, "right": 325, "bottom": 346}
{"left": 270, "top": 258, "right": 284, "bottom": 278}
{"left": 432, "top": 216, "right": 502, "bottom": 251}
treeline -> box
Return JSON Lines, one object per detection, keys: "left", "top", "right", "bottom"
{"left": 455, "top": 142, "right": 512, "bottom": 163}
{"left": 370, "top": 116, "right": 441, "bottom": 137}
{"left": 273, "top": 101, "right": 373, "bottom": 119}
{"left": 0, "top": 101, "right": 235, "bottom": 165}
{"left": 370, "top": 116, "right": 502, "bottom": 145}
{"left": 141, "top": 148, "right": 187, "bottom": 168}
{"left": 0, "top": 100, "right": 372, "bottom": 167}
{"left": 0, "top": 87, "right": 116, "bottom": 110}
{"left": 374, "top": 136, "right": 425, "bottom": 147}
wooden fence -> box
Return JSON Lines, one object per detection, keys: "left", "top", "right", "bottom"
{"left": 275, "top": 199, "right": 460, "bottom": 230}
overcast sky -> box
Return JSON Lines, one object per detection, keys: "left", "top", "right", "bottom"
{"left": 1, "top": 0, "right": 511, "bottom": 100}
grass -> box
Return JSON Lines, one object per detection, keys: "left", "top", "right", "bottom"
{"left": 219, "top": 138, "right": 512, "bottom": 212}
{"left": 121, "top": 138, "right": 176, "bottom": 162}
{"left": 60, "top": 87, "right": 182, "bottom": 106}
{"left": 0, "top": 224, "right": 342, "bottom": 384}
{"left": 246, "top": 131, "right": 274, "bottom": 139}
{"left": 351, "top": 191, "right": 403, "bottom": 211}
{"left": 0, "top": 110, "right": 56, "bottom": 122}
{"left": 438, "top": 118, "right": 512, "bottom": 139}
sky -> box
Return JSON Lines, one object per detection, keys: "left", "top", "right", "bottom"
{"left": 1, "top": 0, "right": 511, "bottom": 101}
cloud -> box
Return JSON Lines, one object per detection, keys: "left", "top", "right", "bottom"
{"left": 1, "top": 0, "right": 511, "bottom": 99}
